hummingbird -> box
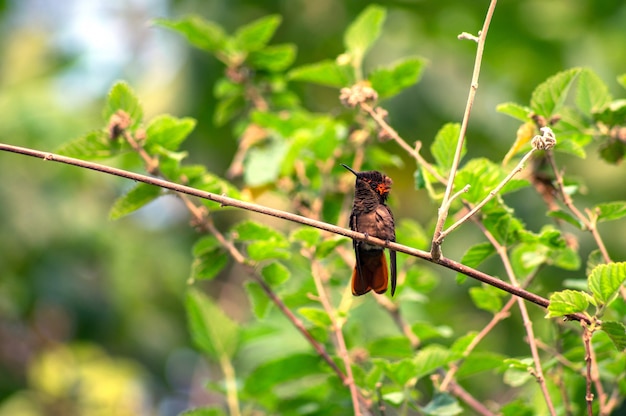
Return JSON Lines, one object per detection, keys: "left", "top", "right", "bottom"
{"left": 342, "top": 164, "right": 397, "bottom": 296}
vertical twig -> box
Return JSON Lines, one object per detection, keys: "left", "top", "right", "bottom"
{"left": 431, "top": 0, "right": 498, "bottom": 260}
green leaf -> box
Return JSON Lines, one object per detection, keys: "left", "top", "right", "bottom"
{"left": 186, "top": 289, "right": 239, "bottom": 359}
{"left": 600, "top": 321, "right": 626, "bottom": 351}
{"left": 288, "top": 60, "right": 353, "bottom": 88}
{"left": 155, "top": 16, "right": 226, "bottom": 53}
{"left": 470, "top": 286, "right": 505, "bottom": 314}
{"left": 586, "top": 249, "right": 606, "bottom": 277}
{"left": 179, "top": 408, "right": 225, "bottom": 416}
{"left": 192, "top": 235, "right": 221, "bottom": 257}
{"left": 411, "top": 322, "right": 453, "bottom": 342}
{"left": 298, "top": 307, "right": 331, "bottom": 328}
{"left": 244, "top": 353, "right": 324, "bottom": 396}
{"left": 344, "top": 5, "right": 386, "bottom": 68}
{"left": 104, "top": 81, "right": 143, "bottom": 129}
{"left": 456, "top": 351, "right": 507, "bottom": 378}
{"left": 290, "top": 227, "right": 321, "bottom": 248}
{"left": 455, "top": 159, "right": 526, "bottom": 204}
{"left": 368, "top": 337, "right": 413, "bottom": 359}
{"left": 369, "top": 56, "right": 426, "bottom": 99}
{"left": 56, "top": 131, "right": 114, "bottom": 159}
{"left": 598, "top": 136, "right": 626, "bottom": 164}
{"left": 232, "top": 220, "right": 286, "bottom": 242}
{"left": 594, "top": 201, "right": 626, "bottom": 223}
{"left": 588, "top": 262, "right": 626, "bottom": 305}
{"left": 192, "top": 172, "right": 242, "bottom": 208}
{"left": 576, "top": 68, "right": 612, "bottom": 115}
{"left": 261, "top": 262, "right": 290, "bottom": 286}
{"left": 385, "top": 358, "right": 418, "bottom": 386}
{"left": 496, "top": 102, "right": 532, "bottom": 122}
{"left": 457, "top": 243, "right": 496, "bottom": 283}
{"left": 546, "top": 210, "right": 584, "bottom": 229}
{"left": 421, "top": 393, "right": 463, "bottom": 416}
{"left": 503, "top": 358, "right": 533, "bottom": 387}
{"left": 431, "top": 123, "right": 464, "bottom": 172}
{"left": 317, "top": 237, "right": 348, "bottom": 259}
{"left": 244, "top": 281, "right": 272, "bottom": 319}
{"left": 144, "top": 115, "right": 196, "bottom": 153}
{"left": 213, "top": 94, "right": 245, "bottom": 126}
{"left": 395, "top": 218, "right": 429, "bottom": 250}
{"left": 109, "top": 183, "right": 162, "bottom": 220}
{"left": 243, "top": 138, "right": 289, "bottom": 187}
{"left": 248, "top": 44, "right": 296, "bottom": 72}
{"left": 413, "top": 345, "right": 454, "bottom": 380}
{"left": 530, "top": 68, "right": 581, "bottom": 118}
{"left": 190, "top": 251, "right": 228, "bottom": 281}
{"left": 248, "top": 240, "right": 290, "bottom": 261}
{"left": 546, "top": 290, "right": 590, "bottom": 318}
{"left": 618, "top": 74, "right": 626, "bottom": 89}
{"left": 234, "top": 15, "right": 281, "bottom": 53}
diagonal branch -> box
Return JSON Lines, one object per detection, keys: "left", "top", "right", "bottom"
{"left": 0, "top": 142, "right": 590, "bottom": 324}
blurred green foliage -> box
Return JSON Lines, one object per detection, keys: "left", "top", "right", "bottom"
{"left": 1, "top": 1, "right": 626, "bottom": 415}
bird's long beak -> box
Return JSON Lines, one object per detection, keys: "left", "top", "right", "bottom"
{"left": 341, "top": 164, "right": 359, "bottom": 176}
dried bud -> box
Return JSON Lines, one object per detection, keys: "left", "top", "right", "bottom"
{"left": 531, "top": 127, "right": 556, "bottom": 150}
{"left": 339, "top": 84, "right": 378, "bottom": 108}
{"left": 610, "top": 126, "right": 626, "bottom": 142}
{"left": 530, "top": 113, "right": 548, "bottom": 128}
{"left": 108, "top": 110, "right": 132, "bottom": 140}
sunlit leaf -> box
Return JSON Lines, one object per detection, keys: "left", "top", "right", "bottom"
{"left": 288, "top": 59, "right": 353, "bottom": 88}
{"left": 261, "top": 261, "right": 290, "bottom": 286}
{"left": 600, "top": 321, "right": 626, "bottom": 351}
{"left": 369, "top": 56, "right": 426, "bottom": 99}
{"left": 576, "top": 68, "right": 612, "bottom": 115}
{"left": 496, "top": 102, "right": 532, "bottom": 122}
{"left": 594, "top": 201, "right": 626, "bottom": 223}
{"left": 155, "top": 16, "right": 226, "bottom": 53}
{"left": 145, "top": 115, "right": 196, "bottom": 152}
{"left": 588, "top": 262, "right": 626, "bottom": 305}
{"left": 248, "top": 44, "right": 296, "bottom": 72}
{"left": 431, "top": 123, "right": 463, "bottom": 172}
{"left": 344, "top": 5, "right": 386, "bottom": 68}
{"left": 56, "top": 131, "right": 115, "bottom": 160}
{"left": 244, "top": 281, "right": 272, "bottom": 319}
{"left": 546, "top": 289, "right": 590, "bottom": 318}
{"left": 234, "top": 15, "right": 281, "bottom": 52}
{"left": 244, "top": 354, "right": 324, "bottom": 396}
{"left": 104, "top": 81, "right": 143, "bottom": 129}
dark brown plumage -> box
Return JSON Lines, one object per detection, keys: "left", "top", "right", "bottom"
{"left": 342, "top": 164, "right": 397, "bottom": 296}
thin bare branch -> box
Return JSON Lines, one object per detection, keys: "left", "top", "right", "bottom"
{"left": 431, "top": 0, "right": 498, "bottom": 260}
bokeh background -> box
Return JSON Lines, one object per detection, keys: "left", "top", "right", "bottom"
{"left": 1, "top": 0, "right": 625, "bottom": 414}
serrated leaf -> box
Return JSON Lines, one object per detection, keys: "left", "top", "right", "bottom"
{"left": 470, "top": 286, "right": 504, "bottom": 314}
{"left": 344, "top": 5, "right": 386, "bottom": 68}
{"left": 261, "top": 262, "right": 290, "bottom": 286}
{"left": 588, "top": 262, "right": 626, "bottom": 305}
{"left": 594, "top": 201, "right": 626, "bottom": 223}
{"left": 56, "top": 131, "right": 114, "bottom": 160}
{"left": 411, "top": 322, "right": 453, "bottom": 342}
{"left": 457, "top": 243, "right": 496, "bottom": 283}
{"left": 248, "top": 44, "right": 296, "bottom": 72}
{"left": 104, "top": 81, "right": 143, "bottom": 129}
{"left": 245, "top": 281, "right": 272, "bottom": 319}
{"left": 109, "top": 183, "right": 162, "bottom": 220}
{"left": 530, "top": 68, "right": 581, "bottom": 118}
{"left": 369, "top": 56, "right": 426, "bottom": 99}
{"left": 234, "top": 15, "right": 281, "bottom": 53}
{"left": 144, "top": 115, "right": 196, "bottom": 152}
{"left": 600, "top": 321, "right": 626, "bottom": 351}
{"left": 576, "top": 68, "right": 612, "bottom": 115}
{"left": 414, "top": 345, "right": 453, "bottom": 380}
{"left": 155, "top": 16, "right": 226, "bottom": 53}
{"left": 496, "top": 102, "right": 532, "bottom": 122}
{"left": 244, "top": 353, "right": 323, "bottom": 396}
{"left": 186, "top": 289, "right": 239, "bottom": 359}
{"left": 546, "top": 289, "right": 590, "bottom": 318}
{"left": 456, "top": 351, "right": 507, "bottom": 378}
{"left": 288, "top": 60, "right": 353, "bottom": 88}
{"left": 190, "top": 251, "right": 228, "bottom": 281}
{"left": 431, "top": 123, "right": 463, "bottom": 171}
